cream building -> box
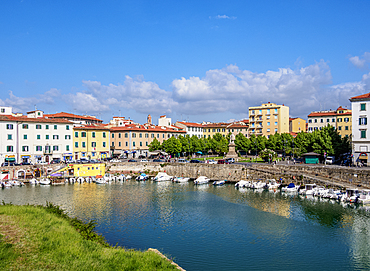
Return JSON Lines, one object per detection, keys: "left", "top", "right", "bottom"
{"left": 289, "top": 117, "right": 306, "bottom": 133}
{"left": 248, "top": 102, "right": 289, "bottom": 137}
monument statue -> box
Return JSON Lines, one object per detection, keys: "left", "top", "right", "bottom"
{"left": 226, "top": 133, "right": 238, "bottom": 159}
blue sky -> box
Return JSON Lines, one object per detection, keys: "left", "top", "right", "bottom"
{"left": 1, "top": 0, "right": 370, "bottom": 124}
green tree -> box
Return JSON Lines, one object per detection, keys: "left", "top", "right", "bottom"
{"left": 212, "top": 133, "right": 229, "bottom": 155}
{"left": 162, "top": 136, "right": 182, "bottom": 156}
{"left": 235, "top": 133, "right": 250, "bottom": 152}
{"left": 148, "top": 138, "right": 161, "bottom": 151}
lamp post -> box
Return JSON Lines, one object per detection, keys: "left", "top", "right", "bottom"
{"left": 255, "top": 139, "right": 257, "bottom": 163}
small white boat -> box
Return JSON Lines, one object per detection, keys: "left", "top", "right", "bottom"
{"left": 126, "top": 175, "right": 132, "bottom": 180}
{"left": 358, "top": 190, "right": 370, "bottom": 204}
{"left": 235, "top": 180, "right": 251, "bottom": 188}
{"left": 173, "top": 177, "right": 190, "bottom": 183}
{"left": 39, "top": 178, "right": 51, "bottom": 185}
{"left": 104, "top": 173, "right": 113, "bottom": 182}
{"left": 266, "top": 179, "right": 280, "bottom": 190}
{"left": 194, "top": 176, "right": 210, "bottom": 185}
{"left": 116, "top": 175, "right": 125, "bottom": 182}
{"left": 136, "top": 173, "right": 149, "bottom": 181}
{"left": 213, "top": 180, "right": 225, "bottom": 186}
{"left": 95, "top": 178, "right": 107, "bottom": 184}
{"left": 281, "top": 183, "right": 300, "bottom": 193}
{"left": 69, "top": 177, "right": 76, "bottom": 183}
{"left": 153, "top": 172, "right": 173, "bottom": 182}
{"left": 251, "top": 181, "right": 266, "bottom": 189}
{"left": 10, "top": 180, "right": 22, "bottom": 186}
{"left": 299, "top": 183, "right": 316, "bottom": 195}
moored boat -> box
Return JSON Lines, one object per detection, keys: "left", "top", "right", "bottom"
{"left": 194, "top": 176, "right": 210, "bottom": 185}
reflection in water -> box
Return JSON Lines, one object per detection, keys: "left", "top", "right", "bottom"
{"left": 1, "top": 182, "right": 370, "bottom": 270}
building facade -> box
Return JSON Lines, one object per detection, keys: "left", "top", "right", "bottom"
{"left": 289, "top": 117, "right": 306, "bottom": 133}
{"left": 110, "top": 124, "right": 186, "bottom": 158}
{"left": 350, "top": 93, "right": 370, "bottom": 165}
{"left": 73, "top": 126, "right": 110, "bottom": 160}
{"left": 174, "top": 121, "right": 204, "bottom": 139}
{"left": 307, "top": 106, "right": 352, "bottom": 138}
{"left": 248, "top": 102, "right": 289, "bottom": 137}
{"left": 0, "top": 109, "right": 73, "bottom": 164}
{"left": 203, "top": 123, "right": 229, "bottom": 138}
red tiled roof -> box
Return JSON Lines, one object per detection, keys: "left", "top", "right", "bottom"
{"left": 0, "top": 115, "right": 72, "bottom": 124}
{"left": 308, "top": 111, "right": 337, "bottom": 117}
{"left": 176, "top": 121, "right": 204, "bottom": 127}
{"left": 110, "top": 125, "right": 186, "bottom": 133}
{"left": 350, "top": 92, "right": 370, "bottom": 100}
{"left": 44, "top": 112, "right": 102, "bottom": 122}
{"left": 74, "top": 125, "right": 110, "bottom": 130}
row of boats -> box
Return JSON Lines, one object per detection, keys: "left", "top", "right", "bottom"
{"left": 234, "top": 179, "right": 370, "bottom": 205}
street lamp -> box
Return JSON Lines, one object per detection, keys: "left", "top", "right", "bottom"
{"left": 255, "top": 139, "right": 257, "bottom": 163}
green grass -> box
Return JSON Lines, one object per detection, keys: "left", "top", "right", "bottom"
{"left": 0, "top": 203, "right": 178, "bottom": 271}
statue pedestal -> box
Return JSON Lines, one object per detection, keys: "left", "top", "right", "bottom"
{"left": 226, "top": 143, "right": 238, "bottom": 159}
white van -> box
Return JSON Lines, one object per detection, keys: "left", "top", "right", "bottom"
{"left": 326, "top": 156, "right": 335, "bottom": 165}
{"left": 178, "top": 158, "right": 187, "bottom": 163}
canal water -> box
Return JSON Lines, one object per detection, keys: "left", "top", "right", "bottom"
{"left": 1, "top": 181, "right": 370, "bottom": 270}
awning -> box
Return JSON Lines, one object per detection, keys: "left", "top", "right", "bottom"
{"left": 21, "top": 155, "right": 30, "bottom": 158}
{"left": 359, "top": 152, "right": 368, "bottom": 159}
{"left": 5, "top": 158, "right": 15, "bottom": 162}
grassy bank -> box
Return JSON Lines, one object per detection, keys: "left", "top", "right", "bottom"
{"left": 0, "top": 202, "right": 178, "bottom": 271}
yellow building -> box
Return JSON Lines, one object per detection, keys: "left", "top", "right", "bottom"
{"left": 289, "top": 117, "right": 306, "bottom": 133}
{"left": 73, "top": 125, "right": 110, "bottom": 160}
{"left": 203, "top": 123, "right": 229, "bottom": 138}
{"left": 336, "top": 107, "right": 352, "bottom": 138}
{"left": 249, "top": 102, "right": 289, "bottom": 137}
{"left": 55, "top": 163, "right": 106, "bottom": 177}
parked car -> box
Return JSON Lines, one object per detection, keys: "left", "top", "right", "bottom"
{"left": 128, "top": 159, "right": 137, "bottom": 162}
{"left": 225, "top": 158, "right": 235, "bottom": 163}
{"left": 190, "top": 159, "right": 200, "bottom": 163}
{"left": 217, "top": 159, "right": 230, "bottom": 164}
{"left": 178, "top": 158, "right": 187, "bottom": 163}
{"left": 50, "top": 159, "right": 61, "bottom": 164}
{"left": 37, "top": 161, "right": 48, "bottom": 165}
{"left": 206, "top": 159, "right": 217, "bottom": 164}
{"left": 20, "top": 162, "right": 33, "bottom": 166}
{"left": 1, "top": 162, "right": 15, "bottom": 167}
{"left": 140, "top": 159, "right": 148, "bottom": 162}
{"left": 153, "top": 159, "right": 164, "bottom": 162}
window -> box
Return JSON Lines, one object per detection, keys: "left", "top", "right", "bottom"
{"left": 308, "top": 119, "right": 312, "bottom": 123}
{"left": 344, "top": 118, "right": 349, "bottom": 122}
{"left": 22, "top": 146, "right": 29, "bottom": 152}
{"left": 338, "top": 126, "right": 342, "bottom": 130}
{"left": 274, "top": 128, "right": 278, "bottom": 132}
{"left": 327, "top": 119, "right": 330, "bottom": 122}
{"left": 139, "top": 133, "right": 142, "bottom": 138}
{"left": 338, "top": 118, "right": 342, "bottom": 122}
{"left": 7, "top": 146, "right": 13, "bottom": 152}
{"left": 1, "top": 108, "right": 4, "bottom": 113}
{"left": 332, "top": 118, "right": 335, "bottom": 122}
{"left": 65, "top": 135, "right": 71, "bottom": 140}
{"left": 45, "top": 125, "right": 49, "bottom": 130}
{"left": 92, "top": 142, "right": 96, "bottom": 147}
{"left": 145, "top": 133, "right": 148, "bottom": 138}
{"left": 54, "top": 135, "right": 60, "bottom": 140}
{"left": 92, "top": 132, "right": 95, "bottom": 138}
{"left": 320, "top": 119, "right": 323, "bottom": 123}
{"left": 112, "top": 133, "right": 114, "bottom": 138}
{"left": 125, "top": 133, "right": 128, "bottom": 138}
{"left": 359, "top": 117, "right": 367, "bottom": 125}
{"left": 163, "top": 134, "right": 165, "bottom": 138}
{"left": 118, "top": 142, "right": 121, "bottom": 147}
{"left": 140, "top": 142, "right": 142, "bottom": 146}
{"left": 82, "top": 142, "right": 86, "bottom": 148}
{"left": 103, "top": 142, "right": 106, "bottom": 148}
{"left": 157, "top": 134, "right": 159, "bottom": 138}
{"left": 151, "top": 134, "right": 154, "bottom": 138}
{"left": 259, "top": 110, "right": 262, "bottom": 114}
{"left": 75, "top": 132, "right": 78, "bottom": 138}
{"left": 345, "top": 126, "right": 349, "bottom": 130}
{"left": 146, "top": 142, "right": 148, "bottom": 146}
{"left": 361, "top": 130, "right": 366, "bottom": 138}
{"left": 266, "top": 109, "right": 270, "bottom": 114}
{"left": 81, "top": 132, "right": 86, "bottom": 137}
{"left": 7, "top": 134, "right": 12, "bottom": 140}
{"left": 133, "top": 133, "right": 136, "bottom": 138}
{"left": 6, "top": 124, "right": 13, "bottom": 129}
{"left": 314, "top": 119, "right": 317, "bottom": 123}
{"left": 274, "top": 122, "right": 278, "bottom": 126}
{"left": 23, "top": 135, "right": 27, "bottom": 140}
{"left": 37, "top": 135, "right": 41, "bottom": 140}
{"left": 267, "top": 128, "right": 270, "bottom": 132}
{"left": 103, "top": 132, "right": 106, "bottom": 138}
{"left": 274, "top": 109, "right": 278, "bottom": 114}
{"left": 36, "top": 146, "right": 42, "bottom": 151}
{"left": 54, "top": 125, "right": 57, "bottom": 130}
{"left": 267, "top": 122, "right": 270, "bottom": 126}
{"left": 53, "top": 146, "right": 58, "bottom": 151}
{"left": 66, "top": 145, "right": 70, "bottom": 151}
{"left": 112, "top": 142, "right": 114, "bottom": 147}
{"left": 119, "top": 133, "right": 121, "bottom": 138}
{"left": 36, "top": 124, "right": 41, "bottom": 129}
{"left": 133, "top": 142, "right": 136, "bottom": 147}
{"left": 66, "top": 125, "right": 70, "bottom": 130}
{"left": 22, "top": 124, "right": 28, "bottom": 129}
{"left": 126, "top": 142, "right": 128, "bottom": 146}
{"left": 361, "top": 103, "right": 366, "bottom": 111}
{"left": 46, "top": 135, "right": 49, "bottom": 140}
{"left": 75, "top": 142, "right": 79, "bottom": 148}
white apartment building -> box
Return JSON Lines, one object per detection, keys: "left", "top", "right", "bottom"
{"left": 350, "top": 93, "right": 370, "bottom": 166}
{"left": 0, "top": 108, "right": 73, "bottom": 164}
{"left": 174, "top": 121, "right": 204, "bottom": 138}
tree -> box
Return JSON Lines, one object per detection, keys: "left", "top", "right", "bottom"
{"left": 235, "top": 133, "right": 250, "bottom": 152}
{"left": 162, "top": 136, "right": 182, "bottom": 156}
{"left": 212, "top": 133, "right": 229, "bottom": 155}
{"left": 148, "top": 138, "right": 161, "bottom": 151}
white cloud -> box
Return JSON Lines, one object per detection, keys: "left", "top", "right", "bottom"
{"left": 171, "top": 61, "right": 338, "bottom": 117}
{"left": 349, "top": 52, "right": 370, "bottom": 69}
{"left": 210, "top": 15, "right": 237, "bottom": 20}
